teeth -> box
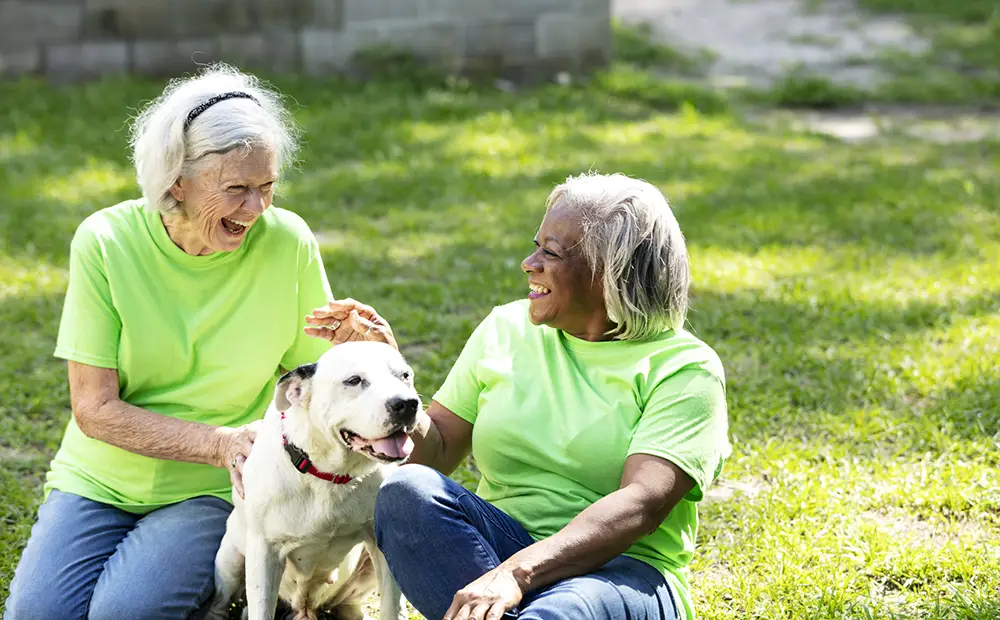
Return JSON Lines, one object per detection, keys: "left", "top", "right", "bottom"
{"left": 529, "top": 284, "right": 550, "bottom": 294}
{"left": 225, "top": 218, "right": 252, "bottom": 227}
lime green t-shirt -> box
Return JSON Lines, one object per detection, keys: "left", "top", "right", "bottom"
{"left": 46, "top": 198, "right": 333, "bottom": 514}
{"left": 433, "top": 300, "right": 730, "bottom": 620}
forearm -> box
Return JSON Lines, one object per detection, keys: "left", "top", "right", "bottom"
{"left": 76, "top": 398, "right": 227, "bottom": 467}
{"left": 406, "top": 411, "right": 453, "bottom": 474}
{"left": 501, "top": 487, "right": 659, "bottom": 594}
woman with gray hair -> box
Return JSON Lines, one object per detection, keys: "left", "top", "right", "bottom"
{"left": 311, "top": 172, "right": 731, "bottom": 620}
{"left": 3, "top": 63, "right": 387, "bottom": 620}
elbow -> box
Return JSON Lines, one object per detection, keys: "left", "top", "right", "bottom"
{"left": 634, "top": 500, "right": 673, "bottom": 536}
{"left": 72, "top": 403, "right": 98, "bottom": 438}
{"left": 72, "top": 397, "right": 112, "bottom": 439}
{"left": 641, "top": 512, "right": 665, "bottom": 536}
{"left": 632, "top": 509, "right": 661, "bottom": 536}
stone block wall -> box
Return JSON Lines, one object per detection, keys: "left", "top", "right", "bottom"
{"left": 0, "top": 0, "right": 611, "bottom": 82}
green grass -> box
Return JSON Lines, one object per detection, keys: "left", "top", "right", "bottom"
{"left": 2, "top": 24, "right": 1000, "bottom": 620}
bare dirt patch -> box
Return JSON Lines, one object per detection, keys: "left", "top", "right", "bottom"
{"left": 613, "top": 0, "right": 928, "bottom": 88}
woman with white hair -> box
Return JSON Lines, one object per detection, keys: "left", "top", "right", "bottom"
{"left": 311, "top": 172, "right": 731, "bottom": 620}
{"left": 3, "top": 64, "right": 384, "bottom": 619}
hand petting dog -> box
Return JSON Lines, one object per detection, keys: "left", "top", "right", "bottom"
{"left": 305, "top": 298, "right": 398, "bottom": 351}
{"left": 217, "top": 420, "right": 260, "bottom": 499}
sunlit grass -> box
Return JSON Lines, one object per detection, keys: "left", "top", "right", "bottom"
{"left": 37, "top": 159, "right": 133, "bottom": 203}
{"left": 1, "top": 40, "right": 998, "bottom": 620}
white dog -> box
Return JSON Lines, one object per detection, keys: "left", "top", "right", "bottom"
{"left": 207, "top": 342, "right": 419, "bottom": 620}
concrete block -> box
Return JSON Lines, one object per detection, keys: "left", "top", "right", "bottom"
{"left": 535, "top": 11, "right": 609, "bottom": 60}
{"left": 0, "top": 1, "right": 84, "bottom": 51}
{"left": 132, "top": 41, "right": 174, "bottom": 76}
{"left": 217, "top": 32, "right": 268, "bottom": 70}
{"left": 46, "top": 40, "right": 128, "bottom": 81}
{"left": 173, "top": 0, "right": 256, "bottom": 37}
{"left": 300, "top": 28, "right": 351, "bottom": 74}
{"left": 133, "top": 39, "right": 219, "bottom": 77}
{"left": 177, "top": 39, "right": 221, "bottom": 70}
{"left": 307, "top": 0, "right": 344, "bottom": 29}
{"left": 577, "top": 12, "right": 612, "bottom": 62}
{"left": 0, "top": 48, "right": 42, "bottom": 76}
{"left": 363, "top": 20, "right": 463, "bottom": 70}
{"left": 83, "top": 0, "right": 176, "bottom": 39}
{"left": 254, "top": 0, "right": 312, "bottom": 31}
{"left": 263, "top": 30, "right": 301, "bottom": 71}
{"left": 303, "top": 20, "right": 462, "bottom": 74}
{"left": 575, "top": 0, "right": 611, "bottom": 18}
{"left": 343, "top": 0, "right": 419, "bottom": 24}
{"left": 464, "top": 20, "right": 536, "bottom": 66}
{"left": 422, "top": 0, "right": 574, "bottom": 20}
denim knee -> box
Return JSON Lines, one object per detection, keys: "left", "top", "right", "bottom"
{"left": 4, "top": 584, "right": 87, "bottom": 620}
{"left": 87, "top": 594, "right": 156, "bottom": 620}
{"left": 376, "top": 464, "right": 445, "bottom": 513}
{"left": 86, "top": 577, "right": 212, "bottom": 620}
{"left": 375, "top": 465, "right": 445, "bottom": 538}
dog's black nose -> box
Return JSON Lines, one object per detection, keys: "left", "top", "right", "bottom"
{"left": 386, "top": 396, "right": 418, "bottom": 423}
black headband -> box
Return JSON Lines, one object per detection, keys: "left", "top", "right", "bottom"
{"left": 183, "top": 91, "right": 259, "bottom": 130}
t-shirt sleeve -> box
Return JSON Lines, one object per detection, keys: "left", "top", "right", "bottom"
{"left": 53, "top": 223, "right": 121, "bottom": 369}
{"left": 628, "top": 369, "right": 730, "bottom": 501}
{"left": 280, "top": 228, "right": 334, "bottom": 371}
{"left": 431, "top": 312, "right": 496, "bottom": 425}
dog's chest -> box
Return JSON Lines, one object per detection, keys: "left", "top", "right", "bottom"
{"left": 261, "top": 477, "right": 379, "bottom": 544}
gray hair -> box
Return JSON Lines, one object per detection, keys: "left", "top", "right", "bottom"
{"left": 128, "top": 62, "right": 299, "bottom": 213}
{"left": 546, "top": 172, "right": 690, "bottom": 340}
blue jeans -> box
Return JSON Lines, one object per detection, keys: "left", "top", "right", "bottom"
{"left": 4, "top": 489, "right": 232, "bottom": 620}
{"left": 374, "top": 464, "right": 681, "bottom": 620}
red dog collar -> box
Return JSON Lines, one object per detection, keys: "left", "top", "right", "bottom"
{"left": 280, "top": 412, "right": 353, "bottom": 484}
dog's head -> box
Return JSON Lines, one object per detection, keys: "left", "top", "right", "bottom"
{"left": 275, "top": 341, "right": 420, "bottom": 464}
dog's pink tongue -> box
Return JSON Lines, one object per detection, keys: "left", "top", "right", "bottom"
{"left": 371, "top": 432, "right": 413, "bottom": 459}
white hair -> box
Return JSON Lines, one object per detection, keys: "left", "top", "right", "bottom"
{"left": 546, "top": 172, "right": 690, "bottom": 340}
{"left": 128, "top": 62, "right": 299, "bottom": 214}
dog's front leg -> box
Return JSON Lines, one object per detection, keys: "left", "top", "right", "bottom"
{"left": 205, "top": 530, "right": 246, "bottom": 619}
{"left": 245, "top": 530, "right": 282, "bottom": 620}
{"left": 363, "top": 524, "right": 406, "bottom": 620}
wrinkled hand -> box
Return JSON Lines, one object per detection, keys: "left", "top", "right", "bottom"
{"left": 444, "top": 566, "right": 524, "bottom": 620}
{"left": 218, "top": 421, "right": 260, "bottom": 500}
{"left": 304, "top": 298, "right": 398, "bottom": 351}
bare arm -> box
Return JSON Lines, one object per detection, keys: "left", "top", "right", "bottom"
{"left": 68, "top": 361, "right": 257, "bottom": 496}
{"left": 407, "top": 400, "right": 474, "bottom": 476}
{"left": 501, "top": 454, "right": 693, "bottom": 589}
{"left": 444, "top": 453, "right": 696, "bottom": 620}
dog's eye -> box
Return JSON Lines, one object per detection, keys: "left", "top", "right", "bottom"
{"left": 343, "top": 375, "right": 363, "bottom": 387}
{"left": 401, "top": 371, "right": 411, "bottom": 381}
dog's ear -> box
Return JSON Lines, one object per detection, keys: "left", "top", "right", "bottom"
{"left": 275, "top": 363, "right": 317, "bottom": 411}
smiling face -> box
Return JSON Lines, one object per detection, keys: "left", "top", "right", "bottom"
{"left": 277, "top": 342, "right": 421, "bottom": 464}
{"left": 165, "top": 146, "right": 277, "bottom": 255}
{"left": 521, "top": 202, "right": 612, "bottom": 341}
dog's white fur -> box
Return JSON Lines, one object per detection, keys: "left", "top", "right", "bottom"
{"left": 206, "top": 342, "right": 419, "bottom": 620}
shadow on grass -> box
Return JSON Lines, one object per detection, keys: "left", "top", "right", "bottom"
{"left": 691, "top": 287, "right": 1000, "bottom": 440}
{"left": 5, "top": 68, "right": 996, "bottom": 264}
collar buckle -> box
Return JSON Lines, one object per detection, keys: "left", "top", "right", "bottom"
{"left": 290, "top": 450, "right": 311, "bottom": 474}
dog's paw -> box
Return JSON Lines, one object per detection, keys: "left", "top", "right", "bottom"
{"left": 292, "top": 609, "right": 318, "bottom": 620}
